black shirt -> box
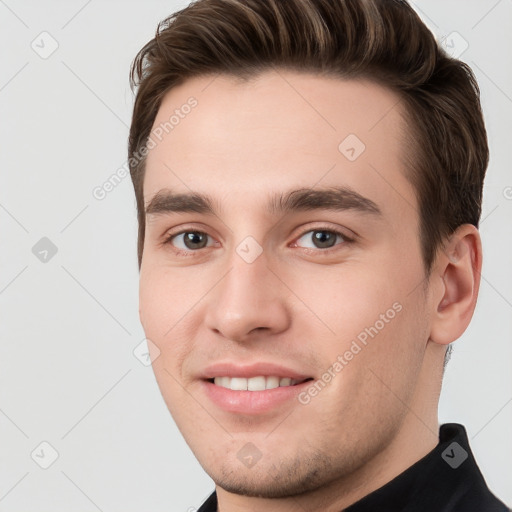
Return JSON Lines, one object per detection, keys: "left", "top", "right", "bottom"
{"left": 197, "top": 423, "right": 509, "bottom": 511}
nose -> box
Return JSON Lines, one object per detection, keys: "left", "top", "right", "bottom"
{"left": 203, "top": 245, "right": 291, "bottom": 343}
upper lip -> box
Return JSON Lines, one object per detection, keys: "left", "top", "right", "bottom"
{"left": 199, "top": 362, "right": 313, "bottom": 381}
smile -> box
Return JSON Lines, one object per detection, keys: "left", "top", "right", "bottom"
{"left": 210, "top": 376, "right": 313, "bottom": 391}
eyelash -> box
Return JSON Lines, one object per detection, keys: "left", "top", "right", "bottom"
{"left": 163, "top": 226, "right": 355, "bottom": 257}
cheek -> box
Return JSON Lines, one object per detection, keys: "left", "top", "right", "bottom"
{"left": 139, "top": 268, "right": 196, "bottom": 420}
{"left": 286, "top": 263, "right": 408, "bottom": 343}
{"left": 139, "top": 265, "right": 195, "bottom": 377}
{"left": 139, "top": 261, "right": 197, "bottom": 338}
{"left": 286, "top": 255, "right": 427, "bottom": 387}
{"left": 296, "top": 285, "right": 427, "bottom": 441}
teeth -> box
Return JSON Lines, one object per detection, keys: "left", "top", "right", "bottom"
{"left": 213, "top": 376, "right": 302, "bottom": 391}
{"left": 266, "top": 376, "right": 279, "bottom": 389}
{"left": 230, "top": 377, "right": 247, "bottom": 391}
{"left": 247, "top": 376, "right": 265, "bottom": 391}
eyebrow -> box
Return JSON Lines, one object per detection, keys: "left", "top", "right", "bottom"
{"left": 145, "top": 186, "right": 382, "bottom": 218}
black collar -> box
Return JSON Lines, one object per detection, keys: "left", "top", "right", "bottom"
{"left": 197, "top": 423, "right": 509, "bottom": 512}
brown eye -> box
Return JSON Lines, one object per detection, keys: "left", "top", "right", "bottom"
{"left": 166, "top": 231, "right": 211, "bottom": 251}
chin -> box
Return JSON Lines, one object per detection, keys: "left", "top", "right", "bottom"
{"left": 203, "top": 449, "right": 351, "bottom": 500}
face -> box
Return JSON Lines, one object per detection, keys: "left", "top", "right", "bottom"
{"left": 139, "top": 70, "right": 433, "bottom": 498}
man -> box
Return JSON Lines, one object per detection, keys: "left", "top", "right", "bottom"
{"left": 127, "top": 0, "right": 510, "bottom": 510}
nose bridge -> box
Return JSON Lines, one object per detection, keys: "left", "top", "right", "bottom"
{"left": 204, "top": 237, "right": 290, "bottom": 341}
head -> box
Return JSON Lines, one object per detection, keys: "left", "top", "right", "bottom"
{"left": 128, "top": 0, "right": 487, "bottom": 503}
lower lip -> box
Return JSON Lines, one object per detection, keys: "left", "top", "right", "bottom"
{"left": 200, "top": 379, "right": 313, "bottom": 414}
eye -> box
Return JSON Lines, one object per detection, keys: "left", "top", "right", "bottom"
{"left": 162, "top": 226, "right": 354, "bottom": 257}
{"left": 164, "top": 230, "right": 215, "bottom": 253}
{"left": 293, "top": 227, "right": 353, "bottom": 251}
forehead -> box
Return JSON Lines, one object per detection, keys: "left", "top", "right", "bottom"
{"left": 143, "top": 70, "right": 416, "bottom": 222}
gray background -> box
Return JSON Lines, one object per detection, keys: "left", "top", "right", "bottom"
{"left": 1, "top": 0, "right": 511, "bottom": 510}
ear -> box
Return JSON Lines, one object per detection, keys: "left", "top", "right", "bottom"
{"left": 429, "top": 224, "right": 482, "bottom": 346}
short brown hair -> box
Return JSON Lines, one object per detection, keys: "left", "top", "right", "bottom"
{"left": 128, "top": 0, "right": 488, "bottom": 274}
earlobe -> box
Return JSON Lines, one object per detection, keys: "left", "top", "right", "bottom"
{"left": 429, "top": 224, "right": 482, "bottom": 346}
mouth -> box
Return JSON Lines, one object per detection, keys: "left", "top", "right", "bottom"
{"left": 206, "top": 376, "right": 314, "bottom": 391}
{"left": 199, "top": 362, "right": 316, "bottom": 413}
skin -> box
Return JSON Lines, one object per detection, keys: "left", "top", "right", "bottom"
{"left": 138, "top": 70, "right": 482, "bottom": 512}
